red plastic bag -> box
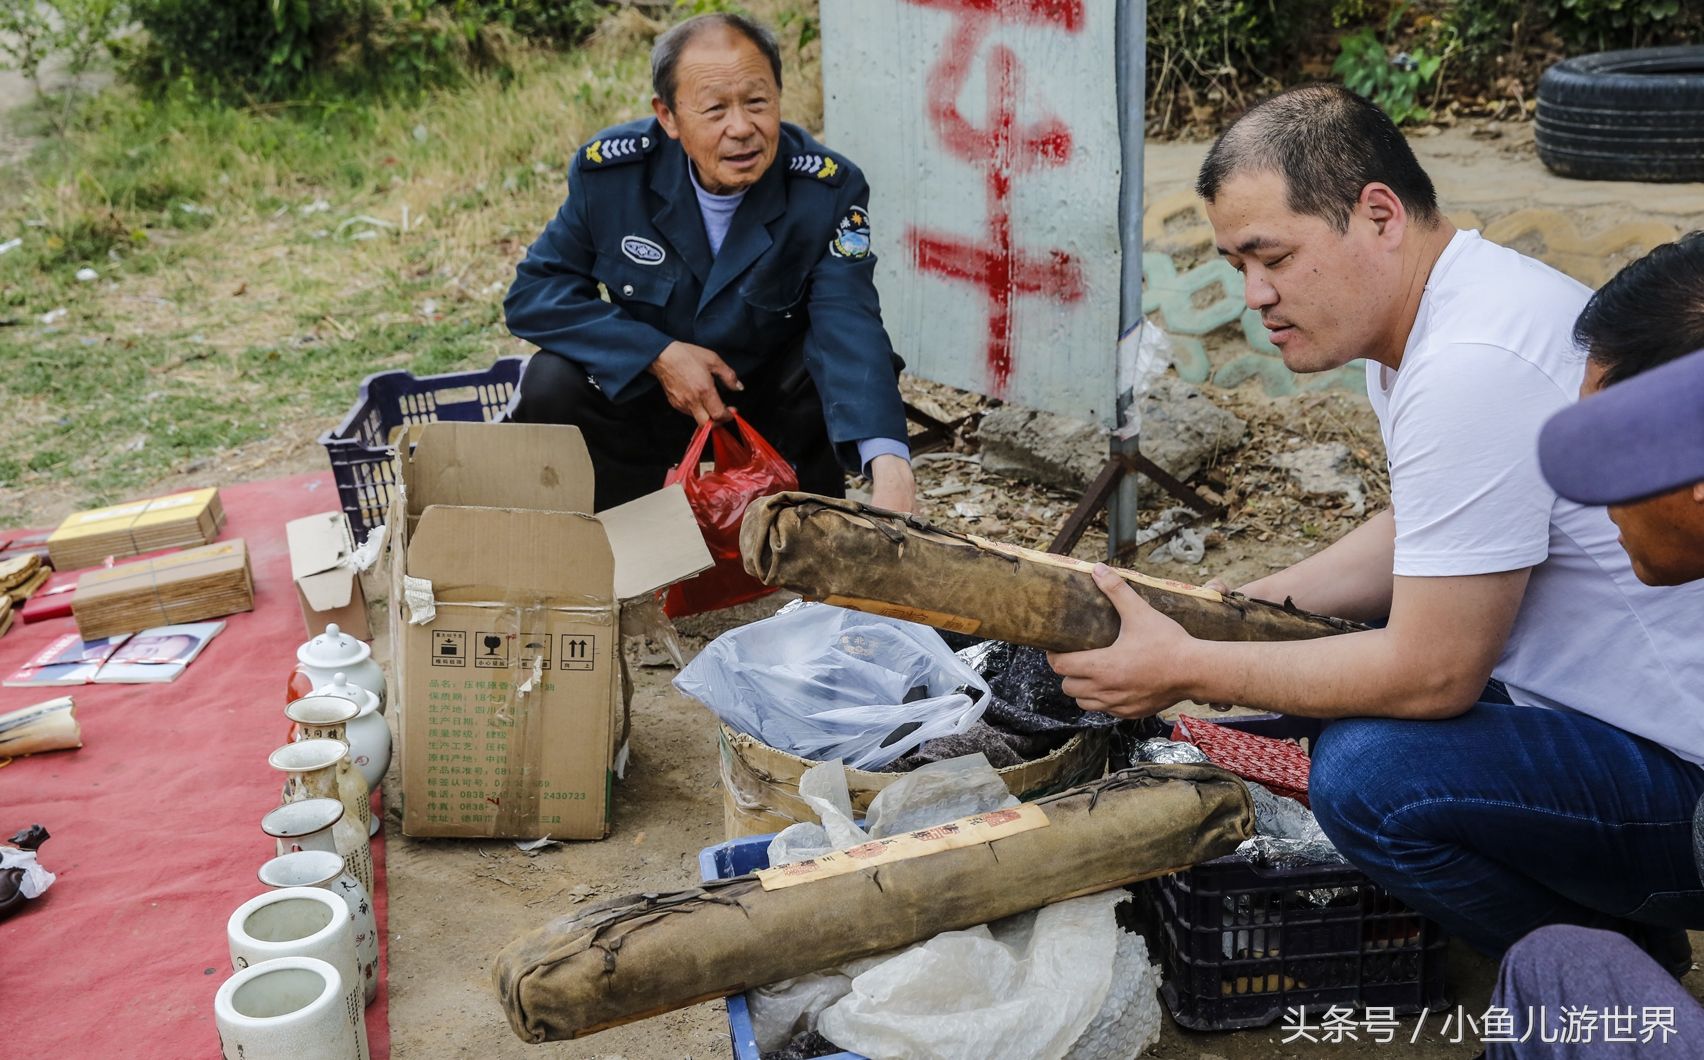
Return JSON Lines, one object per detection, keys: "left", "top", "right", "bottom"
{"left": 663, "top": 412, "right": 798, "bottom": 619}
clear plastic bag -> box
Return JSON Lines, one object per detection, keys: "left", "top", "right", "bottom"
{"left": 674, "top": 604, "right": 991, "bottom": 770}
{"left": 817, "top": 891, "right": 1162, "bottom": 1060}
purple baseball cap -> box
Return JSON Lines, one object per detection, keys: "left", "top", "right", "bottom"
{"left": 1539, "top": 347, "right": 1704, "bottom": 506}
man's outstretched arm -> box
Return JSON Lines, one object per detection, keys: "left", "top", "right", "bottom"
{"left": 1050, "top": 562, "right": 1529, "bottom": 720}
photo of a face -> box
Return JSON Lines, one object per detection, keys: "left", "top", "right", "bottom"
{"left": 111, "top": 633, "right": 199, "bottom": 664}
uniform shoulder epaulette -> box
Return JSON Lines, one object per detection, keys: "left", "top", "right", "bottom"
{"left": 580, "top": 132, "right": 655, "bottom": 169}
{"left": 784, "top": 149, "right": 850, "bottom": 187}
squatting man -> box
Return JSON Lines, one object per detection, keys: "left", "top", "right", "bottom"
{"left": 504, "top": 13, "right": 916, "bottom": 513}
{"left": 1050, "top": 84, "right": 1704, "bottom": 978}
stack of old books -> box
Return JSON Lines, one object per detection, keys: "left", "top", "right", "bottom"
{"left": 0, "top": 554, "right": 49, "bottom": 636}
{"left": 72, "top": 539, "right": 253, "bottom": 640}
{"left": 1, "top": 553, "right": 50, "bottom": 602}
{"left": 46, "top": 488, "right": 225, "bottom": 571}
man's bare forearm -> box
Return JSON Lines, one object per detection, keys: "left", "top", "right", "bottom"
{"left": 1239, "top": 509, "right": 1396, "bottom": 622}
{"left": 1176, "top": 629, "right": 1467, "bottom": 720}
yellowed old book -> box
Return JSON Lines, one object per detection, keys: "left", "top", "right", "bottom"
{"left": 72, "top": 538, "right": 252, "bottom": 640}
{"left": 0, "top": 696, "right": 81, "bottom": 757}
{"left": 47, "top": 488, "right": 224, "bottom": 568}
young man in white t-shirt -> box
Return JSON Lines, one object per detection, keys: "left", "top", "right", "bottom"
{"left": 1048, "top": 84, "right": 1704, "bottom": 968}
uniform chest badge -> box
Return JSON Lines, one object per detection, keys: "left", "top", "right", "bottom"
{"left": 621, "top": 235, "right": 666, "bottom": 265}
{"left": 829, "top": 207, "right": 872, "bottom": 260}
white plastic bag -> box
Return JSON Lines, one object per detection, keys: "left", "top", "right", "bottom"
{"left": 0, "top": 847, "right": 54, "bottom": 899}
{"left": 749, "top": 970, "right": 856, "bottom": 1053}
{"left": 674, "top": 604, "right": 990, "bottom": 770}
{"left": 766, "top": 758, "right": 870, "bottom": 868}
{"left": 817, "top": 891, "right": 1162, "bottom": 1060}
{"left": 767, "top": 755, "right": 1020, "bottom": 868}
{"left": 863, "top": 754, "right": 1018, "bottom": 838}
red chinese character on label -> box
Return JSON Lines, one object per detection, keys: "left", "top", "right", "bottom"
{"left": 903, "top": 0, "right": 1088, "bottom": 396}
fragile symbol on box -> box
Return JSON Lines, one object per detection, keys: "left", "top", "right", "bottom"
{"left": 559, "top": 634, "right": 596, "bottom": 671}
{"left": 475, "top": 631, "right": 512, "bottom": 669}
{"left": 517, "top": 637, "right": 551, "bottom": 671}
{"left": 431, "top": 630, "right": 467, "bottom": 667}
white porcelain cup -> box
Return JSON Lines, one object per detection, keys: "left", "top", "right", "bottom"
{"left": 214, "top": 956, "right": 362, "bottom": 1059}
{"left": 259, "top": 850, "right": 379, "bottom": 1006}
{"left": 226, "top": 888, "right": 370, "bottom": 1060}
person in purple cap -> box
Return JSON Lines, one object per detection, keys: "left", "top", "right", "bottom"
{"left": 1541, "top": 346, "right": 1704, "bottom": 587}
{"left": 1482, "top": 235, "right": 1704, "bottom": 1060}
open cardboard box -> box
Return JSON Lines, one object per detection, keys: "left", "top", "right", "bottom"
{"left": 286, "top": 513, "right": 371, "bottom": 641}
{"left": 388, "top": 422, "right": 711, "bottom": 839}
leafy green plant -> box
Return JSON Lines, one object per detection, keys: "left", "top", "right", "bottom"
{"left": 673, "top": 0, "right": 751, "bottom": 14}
{"left": 123, "top": 0, "right": 616, "bottom": 102}
{"left": 0, "top": 1, "right": 57, "bottom": 98}
{"left": 1146, "top": 0, "right": 1316, "bottom": 134}
{"left": 1546, "top": 0, "right": 1688, "bottom": 48}
{"left": 1332, "top": 6, "right": 1446, "bottom": 125}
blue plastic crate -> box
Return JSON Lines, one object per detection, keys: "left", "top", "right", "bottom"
{"left": 318, "top": 358, "right": 525, "bottom": 539}
{"left": 698, "top": 834, "right": 863, "bottom": 1060}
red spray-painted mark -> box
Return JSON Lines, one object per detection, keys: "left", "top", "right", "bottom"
{"left": 907, "top": 0, "right": 1084, "bottom": 31}
{"left": 903, "top": 0, "right": 1087, "bottom": 396}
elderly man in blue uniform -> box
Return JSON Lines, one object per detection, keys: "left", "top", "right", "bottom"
{"left": 505, "top": 13, "right": 915, "bottom": 514}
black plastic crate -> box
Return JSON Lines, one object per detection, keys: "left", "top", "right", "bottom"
{"left": 1137, "top": 713, "right": 1448, "bottom": 1031}
{"left": 319, "top": 358, "right": 524, "bottom": 538}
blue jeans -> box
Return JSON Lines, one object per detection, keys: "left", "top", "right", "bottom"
{"left": 1310, "top": 698, "right": 1704, "bottom": 956}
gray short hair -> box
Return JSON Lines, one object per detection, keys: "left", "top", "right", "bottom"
{"left": 652, "top": 13, "right": 783, "bottom": 111}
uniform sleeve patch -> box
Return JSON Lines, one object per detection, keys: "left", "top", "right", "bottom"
{"left": 787, "top": 152, "right": 847, "bottom": 186}
{"left": 583, "top": 134, "right": 652, "bottom": 168}
{"left": 829, "top": 206, "right": 872, "bottom": 260}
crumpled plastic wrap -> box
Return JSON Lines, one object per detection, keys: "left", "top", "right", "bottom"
{"left": 676, "top": 603, "right": 991, "bottom": 770}
{"left": 818, "top": 890, "right": 1161, "bottom": 1060}
{"left": 1234, "top": 781, "right": 1345, "bottom": 873}
{"left": 753, "top": 755, "right": 1162, "bottom": 1060}
{"left": 766, "top": 755, "right": 1018, "bottom": 869}
{"left": 879, "top": 719, "right": 1069, "bottom": 772}
{"left": 871, "top": 641, "right": 1111, "bottom": 771}
{"left": 957, "top": 642, "right": 1120, "bottom": 735}
{"left": 1137, "top": 740, "right": 1346, "bottom": 886}
{"left": 0, "top": 846, "right": 55, "bottom": 899}
{"left": 863, "top": 755, "right": 1019, "bottom": 838}
{"left": 1135, "top": 738, "right": 1209, "bottom": 766}
{"left": 751, "top": 971, "right": 856, "bottom": 1054}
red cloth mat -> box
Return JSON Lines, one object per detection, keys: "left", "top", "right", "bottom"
{"left": 0, "top": 472, "right": 392, "bottom": 1058}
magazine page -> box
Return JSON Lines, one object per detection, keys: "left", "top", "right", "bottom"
{"left": 4, "top": 633, "right": 131, "bottom": 687}
{"left": 92, "top": 622, "right": 227, "bottom": 684}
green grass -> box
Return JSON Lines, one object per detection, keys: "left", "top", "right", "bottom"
{"left": 0, "top": 1, "right": 822, "bottom": 525}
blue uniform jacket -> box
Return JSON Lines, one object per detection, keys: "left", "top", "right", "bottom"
{"left": 504, "top": 117, "right": 906, "bottom": 470}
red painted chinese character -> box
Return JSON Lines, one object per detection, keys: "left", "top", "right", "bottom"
{"left": 903, "top": 0, "right": 1088, "bottom": 395}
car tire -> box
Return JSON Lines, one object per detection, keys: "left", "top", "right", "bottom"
{"left": 1535, "top": 45, "right": 1704, "bottom": 182}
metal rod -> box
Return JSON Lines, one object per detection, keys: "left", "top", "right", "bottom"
{"left": 1109, "top": 0, "right": 1148, "bottom": 561}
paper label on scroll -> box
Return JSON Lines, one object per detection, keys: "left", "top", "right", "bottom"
{"left": 755, "top": 804, "right": 1048, "bottom": 891}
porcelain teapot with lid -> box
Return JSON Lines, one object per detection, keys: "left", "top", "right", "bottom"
{"left": 293, "top": 624, "right": 385, "bottom": 711}
{"left": 308, "top": 674, "right": 391, "bottom": 796}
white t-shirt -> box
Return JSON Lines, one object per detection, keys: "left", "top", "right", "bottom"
{"left": 1367, "top": 229, "right": 1704, "bottom": 765}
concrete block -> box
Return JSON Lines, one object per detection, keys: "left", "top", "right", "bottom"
{"left": 975, "top": 378, "right": 1247, "bottom": 501}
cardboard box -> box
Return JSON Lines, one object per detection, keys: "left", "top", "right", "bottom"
{"left": 72, "top": 539, "right": 254, "bottom": 640}
{"left": 390, "top": 423, "right": 710, "bottom": 840}
{"left": 286, "top": 513, "right": 371, "bottom": 641}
